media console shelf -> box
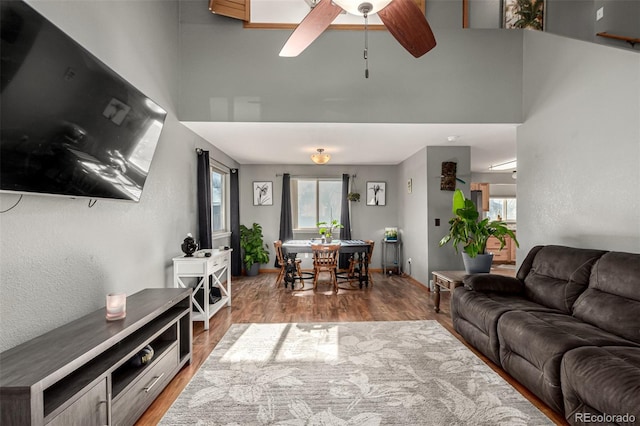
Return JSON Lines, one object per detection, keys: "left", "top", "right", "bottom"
{"left": 0, "top": 288, "right": 192, "bottom": 426}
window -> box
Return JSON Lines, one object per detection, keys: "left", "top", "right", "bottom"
{"left": 292, "top": 178, "right": 342, "bottom": 231}
{"left": 488, "top": 198, "right": 516, "bottom": 222}
{"left": 211, "top": 167, "right": 227, "bottom": 233}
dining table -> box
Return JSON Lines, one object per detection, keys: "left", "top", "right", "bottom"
{"left": 281, "top": 239, "right": 372, "bottom": 290}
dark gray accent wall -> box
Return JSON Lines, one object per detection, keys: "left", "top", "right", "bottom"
{"left": 178, "top": 1, "right": 524, "bottom": 124}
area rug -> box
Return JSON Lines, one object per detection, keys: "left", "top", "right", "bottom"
{"left": 160, "top": 321, "right": 553, "bottom": 425}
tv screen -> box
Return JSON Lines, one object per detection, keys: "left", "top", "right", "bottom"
{"left": 1, "top": 0, "right": 167, "bottom": 202}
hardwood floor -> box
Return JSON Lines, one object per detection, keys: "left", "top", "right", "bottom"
{"left": 137, "top": 271, "right": 567, "bottom": 425}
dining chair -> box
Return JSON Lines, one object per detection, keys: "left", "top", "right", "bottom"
{"left": 274, "top": 240, "right": 304, "bottom": 288}
{"left": 348, "top": 240, "right": 375, "bottom": 287}
{"left": 311, "top": 244, "right": 340, "bottom": 292}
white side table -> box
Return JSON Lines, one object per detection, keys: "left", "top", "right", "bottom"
{"left": 173, "top": 249, "right": 232, "bottom": 330}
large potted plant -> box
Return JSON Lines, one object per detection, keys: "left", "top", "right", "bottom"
{"left": 240, "top": 223, "right": 270, "bottom": 276}
{"left": 439, "top": 189, "right": 518, "bottom": 273}
{"left": 316, "top": 219, "right": 344, "bottom": 243}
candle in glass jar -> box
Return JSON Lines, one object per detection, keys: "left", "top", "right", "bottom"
{"left": 106, "top": 293, "right": 126, "bottom": 321}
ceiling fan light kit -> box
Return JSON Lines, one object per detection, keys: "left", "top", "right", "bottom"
{"left": 279, "top": 0, "right": 437, "bottom": 68}
{"left": 333, "top": 0, "right": 392, "bottom": 16}
{"left": 311, "top": 148, "right": 331, "bottom": 164}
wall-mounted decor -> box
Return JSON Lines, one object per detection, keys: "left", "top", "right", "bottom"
{"left": 440, "top": 162, "right": 457, "bottom": 191}
{"left": 253, "top": 181, "right": 273, "bottom": 206}
{"left": 366, "top": 182, "right": 386, "bottom": 206}
{"left": 503, "top": 0, "right": 544, "bottom": 30}
{"left": 102, "top": 97, "right": 131, "bottom": 125}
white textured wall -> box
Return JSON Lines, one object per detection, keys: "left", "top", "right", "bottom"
{"left": 517, "top": 31, "right": 640, "bottom": 259}
{"left": 0, "top": 1, "right": 237, "bottom": 351}
{"left": 398, "top": 148, "right": 429, "bottom": 284}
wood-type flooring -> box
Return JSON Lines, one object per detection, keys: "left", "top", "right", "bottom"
{"left": 136, "top": 271, "right": 567, "bottom": 425}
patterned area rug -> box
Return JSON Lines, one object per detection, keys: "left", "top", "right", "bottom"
{"left": 160, "top": 321, "right": 552, "bottom": 425}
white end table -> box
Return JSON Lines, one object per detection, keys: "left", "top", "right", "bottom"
{"left": 173, "top": 249, "right": 232, "bottom": 329}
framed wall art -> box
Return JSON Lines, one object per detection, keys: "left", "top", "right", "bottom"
{"left": 366, "top": 182, "right": 386, "bottom": 206}
{"left": 503, "top": 0, "right": 545, "bottom": 31}
{"left": 253, "top": 181, "right": 273, "bottom": 206}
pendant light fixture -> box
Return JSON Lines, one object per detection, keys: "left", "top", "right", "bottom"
{"left": 311, "top": 148, "right": 331, "bottom": 165}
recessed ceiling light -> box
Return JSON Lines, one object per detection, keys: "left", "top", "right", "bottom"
{"left": 447, "top": 136, "right": 458, "bottom": 142}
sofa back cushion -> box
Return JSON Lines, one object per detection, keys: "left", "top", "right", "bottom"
{"left": 573, "top": 251, "right": 640, "bottom": 343}
{"left": 519, "top": 245, "right": 606, "bottom": 313}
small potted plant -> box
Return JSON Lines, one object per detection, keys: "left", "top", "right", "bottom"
{"left": 316, "top": 219, "right": 344, "bottom": 243}
{"left": 347, "top": 192, "right": 361, "bottom": 202}
{"left": 439, "top": 189, "right": 518, "bottom": 273}
{"left": 240, "top": 223, "right": 270, "bottom": 276}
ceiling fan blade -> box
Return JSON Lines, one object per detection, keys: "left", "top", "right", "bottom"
{"left": 377, "top": 0, "right": 437, "bottom": 58}
{"left": 279, "top": 0, "right": 343, "bottom": 57}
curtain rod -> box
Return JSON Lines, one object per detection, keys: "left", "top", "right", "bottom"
{"left": 276, "top": 173, "right": 357, "bottom": 178}
{"left": 195, "top": 148, "right": 232, "bottom": 171}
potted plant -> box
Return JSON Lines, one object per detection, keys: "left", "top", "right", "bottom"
{"left": 439, "top": 189, "right": 518, "bottom": 273}
{"left": 347, "top": 192, "right": 361, "bottom": 202}
{"left": 316, "top": 219, "right": 344, "bottom": 243}
{"left": 240, "top": 223, "right": 270, "bottom": 276}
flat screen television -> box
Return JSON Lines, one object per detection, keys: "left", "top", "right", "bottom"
{"left": 1, "top": 0, "right": 167, "bottom": 202}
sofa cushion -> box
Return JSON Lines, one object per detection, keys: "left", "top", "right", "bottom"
{"left": 497, "top": 311, "right": 637, "bottom": 414}
{"left": 463, "top": 274, "right": 524, "bottom": 294}
{"left": 451, "top": 287, "right": 560, "bottom": 365}
{"left": 521, "top": 246, "right": 606, "bottom": 313}
{"left": 561, "top": 346, "right": 640, "bottom": 425}
{"left": 572, "top": 251, "right": 640, "bottom": 344}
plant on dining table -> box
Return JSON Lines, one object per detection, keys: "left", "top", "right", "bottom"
{"left": 317, "top": 219, "right": 344, "bottom": 238}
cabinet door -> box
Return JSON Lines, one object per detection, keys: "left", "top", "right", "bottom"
{"left": 470, "top": 183, "right": 490, "bottom": 211}
{"left": 487, "top": 236, "right": 510, "bottom": 262}
{"left": 47, "top": 379, "right": 108, "bottom": 426}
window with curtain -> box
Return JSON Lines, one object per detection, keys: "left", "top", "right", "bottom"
{"left": 292, "top": 178, "right": 342, "bottom": 230}
{"left": 211, "top": 167, "right": 227, "bottom": 233}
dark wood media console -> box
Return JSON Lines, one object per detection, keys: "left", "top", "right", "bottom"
{"left": 0, "top": 288, "right": 192, "bottom": 425}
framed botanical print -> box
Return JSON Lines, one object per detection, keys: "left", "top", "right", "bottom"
{"left": 503, "top": 0, "right": 545, "bottom": 30}
{"left": 253, "top": 181, "right": 273, "bottom": 206}
{"left": 366, "top": 182, "right": 386, "bottom": 206}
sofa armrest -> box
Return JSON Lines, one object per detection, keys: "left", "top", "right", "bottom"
{"left": 463, "top": 274, "right": 524, "bottom": 294}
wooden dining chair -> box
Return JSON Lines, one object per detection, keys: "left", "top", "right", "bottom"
{"left": 348, "top": 240, "right": 375, "bottom": 287}
{"left": 311, "top": 244, "right": 340, "bottom": 292}
{"left": 274, "top": 240, "right": 304, "bottom": 288}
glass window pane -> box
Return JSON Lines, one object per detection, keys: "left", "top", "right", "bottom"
{"left": 318, "top": 180, "right": 342, "bottom": 224}
{"left": 297, "top": 179, "right": 316, "bottom": 228}
{"left": 211, "top": 169, "right": 224, "bottom": 231}
{"left": 488, "top": 198, "right": 504, "bottom": 221}
{"left": 505, "top": 199, "right": 517, "bottom": 221}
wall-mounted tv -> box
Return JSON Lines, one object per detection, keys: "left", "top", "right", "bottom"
{"left": 1, "top": 0, "right": 167, "bottom": 202}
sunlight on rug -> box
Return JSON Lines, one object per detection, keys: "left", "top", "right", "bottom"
{"left": 160, "top": 321, "right": 553, "bottom": 425}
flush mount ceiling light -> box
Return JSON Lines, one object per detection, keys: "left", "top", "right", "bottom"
{"left": 489, "top": 160, "right": 517, "bottom": 171}
{"left": 311, "top": 148, "right": 331, "bottom": 165}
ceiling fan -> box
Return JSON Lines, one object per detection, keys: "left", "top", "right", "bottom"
{"left": 279, "top": 0, "right": 437, "bottom": 59}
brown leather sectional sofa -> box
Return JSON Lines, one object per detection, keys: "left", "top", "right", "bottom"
{"left": 450, "top": 245, "right": 640, "bottom": 425}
